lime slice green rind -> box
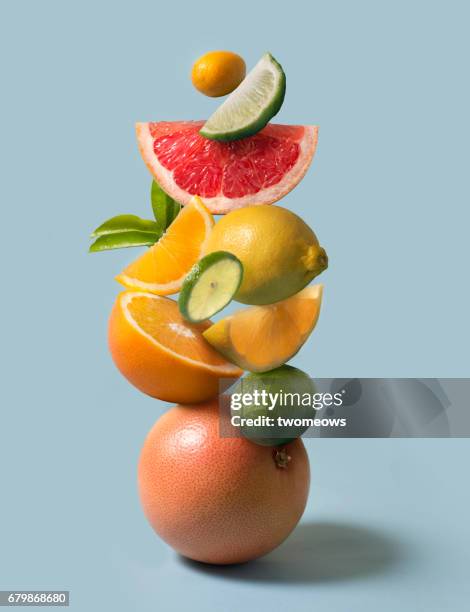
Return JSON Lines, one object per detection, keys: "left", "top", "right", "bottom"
{"left": 200, "top": 53, "right": 286, "bottom": 142}
{"left": 179, "top": 252, "right": 244, "bottom": 323}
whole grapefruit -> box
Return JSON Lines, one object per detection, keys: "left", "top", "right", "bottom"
{"left": 138, "top": 401, "right": 310, "bottom": 564}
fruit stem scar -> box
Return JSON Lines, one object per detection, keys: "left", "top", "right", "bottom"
{"left": 301, "top": 245, "right": 328, "bottom": 273}
{"left": 210, "top": 281, "right": 217, "bottom": 289}
{"left": 274, "top": 448, "right": 291, "bottom": 469}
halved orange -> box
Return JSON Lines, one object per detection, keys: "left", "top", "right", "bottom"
{"left": 108, "top": 291, "right": 242, "bottom": 403}
{"left": 203, "top": 285, "right": 323, "bottom": 372}
{"left": 116, "top": 195, "right": 214, "bottom": 294}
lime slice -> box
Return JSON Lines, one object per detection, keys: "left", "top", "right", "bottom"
{"left": 178, "top": 252, "right": 244, "bottom": 323}
{"left": 200, "top": 53, "right": 286, "bottom": 142}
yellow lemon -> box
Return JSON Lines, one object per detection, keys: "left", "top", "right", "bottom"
{"left": 191, "top": 51, "right": 246, "bottom": 97}
{"left": 204, "top": 205, "right": 328, "bottom": 304}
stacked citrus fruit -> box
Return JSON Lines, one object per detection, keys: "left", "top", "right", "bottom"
{"left": 90, "top": 51, "right": 327, "bottom": 565}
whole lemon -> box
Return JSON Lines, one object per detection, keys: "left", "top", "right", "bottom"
{"left": 191, "top": 50, "right": 246, "bottom": 97}
{"left": 204, "top": 205, "right": 328, "bottom": 305}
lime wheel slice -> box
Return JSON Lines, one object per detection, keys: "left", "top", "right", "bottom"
{"left": 179, "top": 251, "right": 243, "bottom": 323}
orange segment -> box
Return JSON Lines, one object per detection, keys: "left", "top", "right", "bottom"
{"left": 108, "top": 291, "right": 242, "bottom": 404}
{"left": 203, "top": 285, "right": 323, "bottom": 373}
{"left": 116, "top": 195, "right": 214, "bottom": 294}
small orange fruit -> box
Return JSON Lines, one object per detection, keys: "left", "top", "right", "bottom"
{"left": 191, "top": 50, "right": 246, "bottom": 97}
{"left": 116, "top": 196, "right": 214, "bottom": 295}
{"left": 138, "top": 401, "right": 310, "bottom": 564}
{"left": 108, "top": 291, "right": 242, "bottom": 403}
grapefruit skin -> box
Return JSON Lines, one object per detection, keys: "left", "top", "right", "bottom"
{"left": 136, "top": 121, "right": 318, "bottom": 214}
{"left": 138, "top": 401, "right": 310, "bottom": 565}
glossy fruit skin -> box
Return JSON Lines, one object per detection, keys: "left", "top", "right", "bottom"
{"left": 108, "top": 293, "right": 241, "bottom": 404}
{"left": 138, "top": 401, "right": 310, "bottom": 564}
{"left": 205, "top": 205, "right": 328, "bottom": 304}
{"left": 191, "top": 51, "right": 246, "bottom": 97}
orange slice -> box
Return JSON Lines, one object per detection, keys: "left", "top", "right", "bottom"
{"left": 203, "top": 285, "right": 323, "bottom": 372}
{"left": 116, "top": 195, "right": 214, "bottom": 294}
{"left": 108, "top": 291, "right": 242, "bottom": 403}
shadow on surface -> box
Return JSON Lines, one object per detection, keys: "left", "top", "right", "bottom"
{"left": 180, "top": 520, "right": 405, "bottom": 584}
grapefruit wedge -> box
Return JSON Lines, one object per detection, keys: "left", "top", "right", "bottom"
{"left": 136, "top": 121, "right": 318, "bottom": 214}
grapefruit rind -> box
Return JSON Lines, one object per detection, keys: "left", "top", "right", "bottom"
{"left": 136, "top": 122, "right": 319, "bottom": 214}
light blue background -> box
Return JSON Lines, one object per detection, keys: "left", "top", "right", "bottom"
{"left": 1, "top": 0, "right": 469, "bottom": 610}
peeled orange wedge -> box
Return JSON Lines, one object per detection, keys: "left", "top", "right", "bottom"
{"left": 116, "top": 196, "right": 214, "bottom": 294}
{"left": 109, "top": 291, "right": 242, "bottom": 403}
{"left": 203, "top": 285, "right": 323, "bottom": 372}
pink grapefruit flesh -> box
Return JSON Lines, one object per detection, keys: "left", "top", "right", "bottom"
{"left": 136, "top": 121, "right": 318, "bottom": 214}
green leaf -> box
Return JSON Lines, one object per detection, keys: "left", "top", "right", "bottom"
{"left": 89, "top": 230, "right": 160, "bottom": 252}
{"left": 151, "top": 180, "right": 181, "bottom": 233}
{"left": 91, "top": 214, "right": 159, "bottom": 238}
